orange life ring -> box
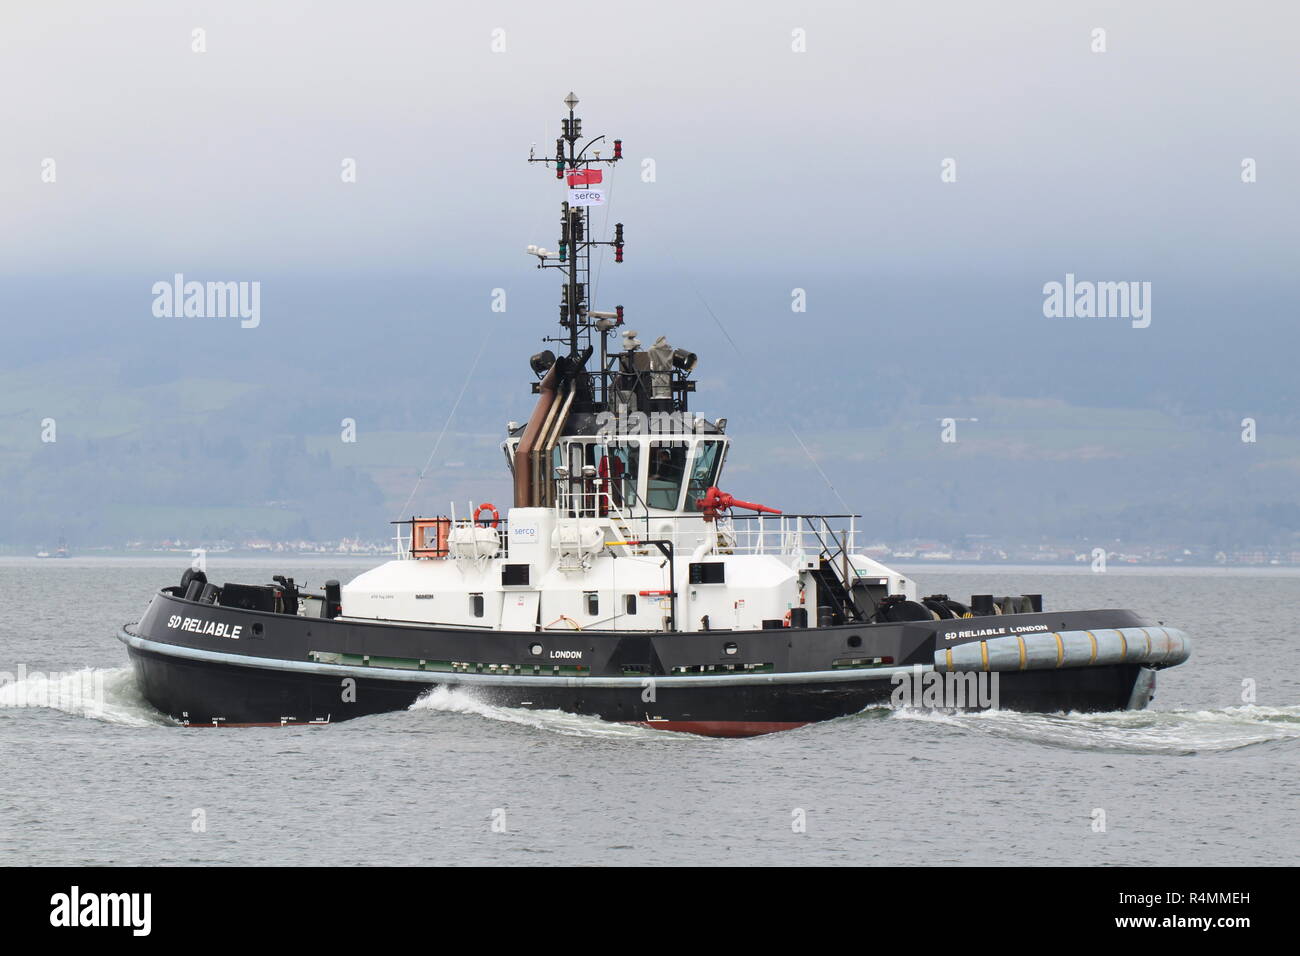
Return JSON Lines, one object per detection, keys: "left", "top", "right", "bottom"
{"left": 474, "top": 502, "right": 500, "bottom": 528}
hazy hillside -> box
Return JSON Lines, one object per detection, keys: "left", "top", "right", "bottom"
{"left": 3, "top": 273, "right": 1298, "bottom": 550}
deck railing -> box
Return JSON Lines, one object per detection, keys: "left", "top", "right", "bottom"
{"left": 394, "top": 495, "right": 863, "bottom": 565}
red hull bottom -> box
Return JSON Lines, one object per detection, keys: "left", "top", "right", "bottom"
{"left": 180, "top": 718, "right": 807, "bottom": 736}
{"left": 180, "top": 721, "right": 330, "bottom": 728}
{"left": 631, "top": 720, "right": 809, "bottom": 738}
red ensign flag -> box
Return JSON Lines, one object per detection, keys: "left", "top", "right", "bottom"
{"left": 566, "top": 168, "right": 603, "bottom": 187}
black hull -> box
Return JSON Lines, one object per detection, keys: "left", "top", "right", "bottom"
{"left": 122, "top": 615, "right": 1167, "bottom": 738}
{"left": 119, "top": 588, "right": 1187, "bottom": 736}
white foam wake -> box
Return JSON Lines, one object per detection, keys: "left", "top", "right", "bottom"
{"left": 0, "top": 666, "right": 169, "bottom": 728}
{"left": 887, "top": 703, "right": 1300, "bottom": 754}
{"left": 407, "top": 685, "right": 677, "bottom": 739}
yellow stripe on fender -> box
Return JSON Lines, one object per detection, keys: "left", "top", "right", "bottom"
{"left": 1054, "top": 633, "right": 1064, "bottom": 667}
{"left": 1016, "top": 635, "right": 1027, "bottom": 670}
{"left": 980, "top": 641, "right": 989, "bottom": 671}
{"left": 1085, "top": 630, "right": 1097, "bottom": 665}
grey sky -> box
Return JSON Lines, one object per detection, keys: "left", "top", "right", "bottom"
{"left": 2, "top": 1, "right": 1295, "bottom": 279}
{"left": 1, "top": 2, "right": 1299, "bottom": 546}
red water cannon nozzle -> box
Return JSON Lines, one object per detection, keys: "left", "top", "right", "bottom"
{"left": 696, "top": 486, "right": 782, "bottom": 520}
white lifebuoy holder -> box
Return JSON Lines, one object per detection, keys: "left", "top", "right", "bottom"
{"left": 474, "top": 502, "right": 501, "bottom": 528}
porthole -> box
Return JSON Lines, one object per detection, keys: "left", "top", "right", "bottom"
{"left": 529, "top": 643, "right": 543, "bottom": 656}
{"left": 724, "top": 642, "right": 738, "bottom": 655}
{"left": 251, "top": 622, "right": 264, "bottom": 638}
{"left": 847, "top": 634, "right": 862, "bottom": 648}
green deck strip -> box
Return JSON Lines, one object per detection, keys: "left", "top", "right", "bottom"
{"left": 831, "top": 657, "right": 890, "bottom": 670}
{"left": 308, "top": 651, "right": 587, "bottom": 676}
{"left": 670, "top": 662, "right": 774, "bottom": 675}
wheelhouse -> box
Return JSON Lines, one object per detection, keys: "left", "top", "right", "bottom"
{"left": 504, "top": 429, "right": 730, "bottom": 519}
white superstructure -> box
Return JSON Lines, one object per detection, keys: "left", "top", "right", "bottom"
{"left": 344, "top": 431, "right": 913, "bottom": 632}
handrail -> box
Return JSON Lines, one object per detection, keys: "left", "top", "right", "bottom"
{"left": 395, "top": 502, "right": 869, "bottom": 568}
{"left": 392, "top": 516, "right": 511, "bottom": 560}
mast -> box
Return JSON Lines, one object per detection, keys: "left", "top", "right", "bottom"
{"left": 526, "top": 92, "right": 625, "bottom": 410}
{"left": 515, "top": 94, "right": 699, "bottom": 510}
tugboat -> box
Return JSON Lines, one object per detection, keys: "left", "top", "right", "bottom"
{"left": 117, "top": 95, "right": 1191, "bottom": 736}
{"left": 37, "top": 538, "right": 71, "bottom": 558}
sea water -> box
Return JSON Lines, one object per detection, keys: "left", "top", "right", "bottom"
{"left": 0, "top": 558, "right": 1295, "bottom": 866}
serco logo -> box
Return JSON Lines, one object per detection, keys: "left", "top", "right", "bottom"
{"left": 511, "top": 526, "right": 537, "bottom": 537}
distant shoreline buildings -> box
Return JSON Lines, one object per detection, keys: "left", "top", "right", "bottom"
{"left": 6, "top": 536, "right": 1300, "bottom": 567}
{"left": 862, "top": 540, "right": 1300, "bottom": 568}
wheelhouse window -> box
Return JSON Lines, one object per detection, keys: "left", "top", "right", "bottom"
{"left": 554, "top": 440, "right": 642, "bottom": 516}
{"left": 685, "top": 440, "right": 724, "bottom": 511}
{"left": 647, "top": 441, "right": 688, "bottom": 510}
{"left": 599, "top": 442, "right": 640, "bottom": 513}
{"left": 553, "top": 440, "right": 598, "bottom": 515}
